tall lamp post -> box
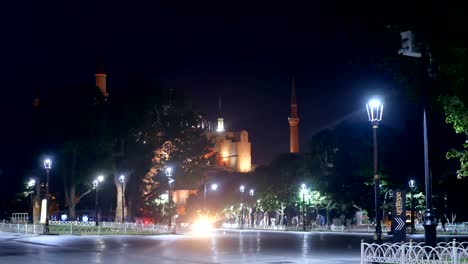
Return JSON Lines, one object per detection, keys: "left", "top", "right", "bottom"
{"left": 301, "top": 183, "right": 307, "bottom": 231}
{"left": 249, "top": 189, "right": 255, "bottom": 227}
{"left": 119, "top": 175, "right": 125, "bottom": 223}
{"left": 399, "top": 30, "right": 437, "bottom": 246}
{"left": 165, "top": 167, "right": 173, "bottom": 227}
{"left": 409, "top": 179, "right": 416, "bottom": 234}
{"left": 366, "top": 98, "right": 383, "bottom": 244}
{"left": 240, "top": 185, "right": 245, "bottom": 229}
{"left": 204, "top": 183, "right": 218, "bottom": 211}
{"left": 44, "top": 159, "right": 52, "bottom": 229}
{"left": 93, "top": 175, "right": 104, "bottom": 226}
{"left": 27, "top": 179, "right": 36, "bottom": 220}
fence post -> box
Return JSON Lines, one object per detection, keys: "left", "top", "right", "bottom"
{"left": 453, "top": 239, "right": 458, "bottom": 264}
{"left": 71, "top": 224, "right": 73, "bottom": 235}
{"left": 360, "top": 240, "right": 364, "bottom": 264}
{"left": 401, "top": 241, "right": 405, "bottom": 264}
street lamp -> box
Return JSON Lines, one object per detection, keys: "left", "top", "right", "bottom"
{"left": 94, "top": 175, "right": 104, "bottom": 226}
{"left": 43, "top": 158, "right": 52, "bottom": 229}
{"left": 119, "top": 174, "right": 125, "bottom": 223}
{"left": 240, "top": 185, "right": 245, "bottom": 229}
{"left": 301, "top": 183, "right": 307, "bottom": 231}
{"left": 249, "top": 189, "right": 255, "bottom": 227}
{"left": 27, "top": 179, "right": 36, "bottom": 219}
{"left": 366, "top": 98, "right": 383, "bottom": 244}
{"left": 165, "top": 167, "right": 173, "bottom": 227}
{"left": 399, "top": 30, "right": 437, "bottom": 246}
{"left": 204, "top": 183, "right": 218, "bottom": 211}
{"left": 409, "top": 179, "right": 416, "bottom": 234}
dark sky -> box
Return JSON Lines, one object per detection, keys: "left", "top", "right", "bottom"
{"left": 0, "top": 1, "right": 437, "bottom": 194}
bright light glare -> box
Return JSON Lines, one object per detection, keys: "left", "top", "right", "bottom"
{"left": 191, "top": 216, "right": 215, "bottom": 235}
{"left": 211, "top": 183, "right": 218, "bottom": 191}
{"left": 368, "top": 99, "right": 382, "bottom": 108}
{"left": 119, "top": 174, "right": 125, "bottom": 183}
{"left": 97, "top": 175, "right": 104, "bottom": 182}
{"left": 27, "top": 179, "right": 36, "bottom": 187}
{"left": 301, "top": 183, "right": 306, "bottom": 190}
{"left": 44, "top": 159, "right": 52, "bottom": 169}
{"left": 165, "top": 167, "right": 172, "bottom": 177}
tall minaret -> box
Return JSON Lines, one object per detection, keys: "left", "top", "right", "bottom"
{"left": 288, "top": 77, "right": 300, "bottom": 153}
{"left": 216, "top": 96, "right": 225, "bottom": 132}
{"left": 95, "top": 50, "right": 108, "bottom": 98}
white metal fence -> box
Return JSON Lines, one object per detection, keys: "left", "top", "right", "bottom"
{"left": 0, "top": 222, "right": 44, "bottom": 235}
{"left": 0, "top": 221, "right": 172, "bottom": 235}
{"left": 361, "top": 240, "right": 468, "bottom": 264}
{"left": 47, "top": 221, "right": 172, "bottom": 235}
{"left": 222, "top": 223, "right": 391, "bottom": 233}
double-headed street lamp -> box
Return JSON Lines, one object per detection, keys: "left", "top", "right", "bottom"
{"left": 44, "top": 158, "right": 52, "bottom": 229}
{"left": 119, "top": 174, "right": 125, "bottom": 223}
{"left": 239, "top": 185, "right": 245, "bottom": 228}
{"left": 366, "top": 98, "right": 383, "bottom": 244}
{"left": 27, "top": 179, "right": 36, "bottom": 217}
{"left": 301, "top": 183, "right": 307, "bottom": 231}
{"left": 93, "top": 175, "right": 104, "bottom": 226}
{"left": 409, "top": 179, "right": 416, "bottom": 234}
{"left": 203, "top": 183, "right": 218, "bottom": 211}
{"left": 165, "top": 167, "right": 174, "bottom": 227}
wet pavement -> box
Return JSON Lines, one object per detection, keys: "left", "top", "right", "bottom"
{"left": 0, "top": 230, "right": 466, "bottom": 264}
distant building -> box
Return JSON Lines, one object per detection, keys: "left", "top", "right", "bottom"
{"left": 288, "top": 78, "right": 300, "bottom": 153}
{"left": 210, "top": 96, "right": 252, "bottom": 173}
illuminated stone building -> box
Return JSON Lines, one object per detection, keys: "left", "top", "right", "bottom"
{"left": 211, "top": 97, "right": 252, "bottom": 173}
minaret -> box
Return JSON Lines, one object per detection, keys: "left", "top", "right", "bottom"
{"left": 216, "top": 96, "right": 225, "bottom": 132}
{"left": 95, "top": 50, "right": 108, "bottom": 98}
{"left": 288, "top": 77, "right": 300, "bottom": 153}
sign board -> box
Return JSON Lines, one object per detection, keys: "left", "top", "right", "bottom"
{"left": 391, "top": 190, "right": 406, "bottom": 242}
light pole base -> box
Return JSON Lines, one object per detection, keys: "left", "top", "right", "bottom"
{"left": 424, "top": 222, "right": 437, "bottom": 247}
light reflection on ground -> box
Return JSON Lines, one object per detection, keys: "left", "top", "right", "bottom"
{"left": 1, "top": 231, "right": 466, "bottom": 264}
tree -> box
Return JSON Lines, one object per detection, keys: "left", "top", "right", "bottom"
{"left": 49, "top": 84, "right": 110, "bottom": 220}
{"left": 127, "top": 88, "right": 215, "bottom": 222}
{"left": 438, "top": 47, "right": 468, "bottom": 178}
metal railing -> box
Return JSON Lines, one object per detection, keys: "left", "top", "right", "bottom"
{"left": 0, "top": 222, "right": 44, "bottom": 235}
{"left": 222, "top": 223, "right": 391, "bottom": 233}
{"left": 47, "top": 221, "right": 172, "bottom": 235}
{"left": 361, "top": 240, "right": 468, "bottom": 264}
{"left": 0, "top": 221, "right": 172, "bottom": 236}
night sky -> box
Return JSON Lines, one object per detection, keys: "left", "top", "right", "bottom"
{"left": 0, "top": 1, "right": 442, "bottom": 195}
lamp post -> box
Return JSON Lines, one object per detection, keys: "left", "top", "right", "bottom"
{"left": 399, "top": 30, "right": 437, "bottom": 246}
{"left": 249, "top": 189, "right": 255, "bottom": 227}
{"left": 366, "top": 98, "right": 383, "bottom": 244}
{"left": 119, "top": 174, "right": 125, "bottom": 223}
{"left": 240, "top": 185, "right": 245, "bottom": 229}
{"left": 409, "top": 179, "right": 416, "bottom": 234}
{"left": 43, "top": 159, "right": 52, "bottom": 229}
{"left": 204, "top": 183, "right": 218, "bottom": 211}
{"left": 94, "top": 175, "right": 104, "bottom": 226}
{"left": 27, "top": 179, "right": 36, "bottom": 219}
{"left": 301, "top": 183, "right": 307, "bottom": 231}
{"left": 165, "top": 167, "right": 173, "bottom": 227}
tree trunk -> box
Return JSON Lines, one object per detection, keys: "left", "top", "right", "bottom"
{"left": 68, "top": 185, "right": 77, "bottom": 220}
{"left": 114, "top": 182, "right": 126, "bottom": 222}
